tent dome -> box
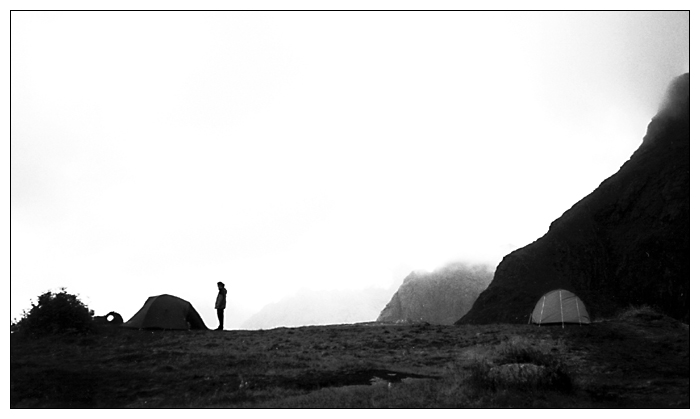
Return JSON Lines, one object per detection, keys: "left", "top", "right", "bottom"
{"left": 123, "top": 294, "right": 209, "bottom": 330}
{"left": 530, "top": 289, "right": 590, "bottom": 326}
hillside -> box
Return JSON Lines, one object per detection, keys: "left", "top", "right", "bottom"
{"left": 377, "top": 263, "right": 492, "bottom": 325}
{"left": 457, "top": 73, "right": 690, "bottom": 325}
{"left": 11, "top": 308, "right": 689, "bottom": 408}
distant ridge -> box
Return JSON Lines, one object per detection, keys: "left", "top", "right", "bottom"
{"left": 241, "top": 287, "right": 392, "bottom": 330}
{"left": 457, "top": 73, "right": 690, "bottom": 324}
{"left": 378, "top": 262, "right": 492, "bottom": 325}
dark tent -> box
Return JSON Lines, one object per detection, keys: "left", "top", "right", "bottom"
{"left": 123, "top": 294, "right": 209, "bottom": 330}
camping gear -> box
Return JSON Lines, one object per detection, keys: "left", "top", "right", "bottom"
{"left": 93, "top": 311, "right": 124, "bottom": 325}
{"left": 530, "top": 289, "right": 590, "bottom": 327}
{"left": 123, "top": 294, "right": 209, "bottom": 330}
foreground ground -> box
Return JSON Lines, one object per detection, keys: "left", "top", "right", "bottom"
{"left": 10, "top": 309, "right": 689, "bottom": 408}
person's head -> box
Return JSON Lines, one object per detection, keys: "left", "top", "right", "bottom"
{"left": 217, "top": 281, "right": 225, "bottom": 289}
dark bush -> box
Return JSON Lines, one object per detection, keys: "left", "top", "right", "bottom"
{"left": 11, "top": 288, "right": 95, "bottom": 337}
{"left": 465, "top": 340, "right": 574, "bottom": 395}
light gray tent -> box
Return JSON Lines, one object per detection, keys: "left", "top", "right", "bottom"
{"left": 530, "top": 289, "right": 590, "bottom": 327}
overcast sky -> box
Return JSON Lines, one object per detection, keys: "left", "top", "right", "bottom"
{"left": 10, "top": 10, "right": 689, "bottom": 329}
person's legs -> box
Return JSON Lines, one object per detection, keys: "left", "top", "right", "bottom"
{"left": 216, "top": 308, "right": 224, "bottom": 330}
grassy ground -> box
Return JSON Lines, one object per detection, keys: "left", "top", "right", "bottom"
{"left": 10, "top": 308, "right": 689, "bottom": 408}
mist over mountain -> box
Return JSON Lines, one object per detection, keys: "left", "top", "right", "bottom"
{"left": 240, "top": 287, "right": 393, "bottom": 330}
{"left": 377, "top": 262, "right": 493, "bottom": 325}
{"left": 457, "top": 73, "right": 690, "bottom": 325}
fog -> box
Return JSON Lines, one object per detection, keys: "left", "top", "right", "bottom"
{"left": 10, "top": 11, "right": 689, "bottom": 329}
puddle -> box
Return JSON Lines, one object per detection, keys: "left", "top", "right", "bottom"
{"left": 267, "top": 369, "right": 438, "bottom": 390}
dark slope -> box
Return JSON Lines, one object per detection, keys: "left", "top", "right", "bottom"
{"left": 378, "top": 263, "right": 492, "bottom": 325}
{"left": 457, "top": 74, "right": 689, "bottom": 325}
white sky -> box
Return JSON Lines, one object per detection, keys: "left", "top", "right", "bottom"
{"left": 10, "top": 9, "right": 690, "bottom": 329}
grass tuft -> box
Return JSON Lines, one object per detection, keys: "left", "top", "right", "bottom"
{"left": 616, "top": 305, "right": 664, "bottom": 321}
{"left": 463, "top": 337, "right": 574, "bottom": 397}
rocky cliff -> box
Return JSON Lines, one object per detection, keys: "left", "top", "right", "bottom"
{"left": 457, "top": 73, "right": 689, "bottom": 325}
{"left": 377, "top": 263, "right": 493, "bottom": 325}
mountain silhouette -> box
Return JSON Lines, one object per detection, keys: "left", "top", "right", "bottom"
{"left": 457, "top": 73, "right": 689, "bottom": 325}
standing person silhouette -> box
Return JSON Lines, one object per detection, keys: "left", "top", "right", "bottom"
{"left": 215, "top": 281, "right": 227, "bottom": 331}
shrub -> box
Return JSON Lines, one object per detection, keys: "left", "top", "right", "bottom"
{"left": 11, "top": 288, "right": 95, "bottom": 337}
{"left": 464, "top": 339, "right": 574, "bottom": 395}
